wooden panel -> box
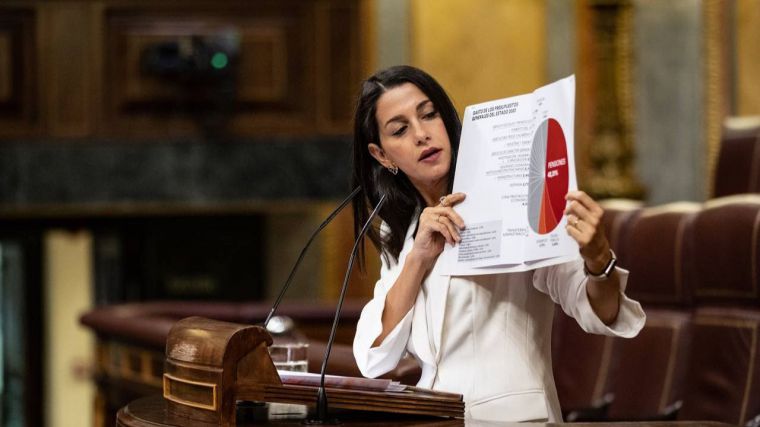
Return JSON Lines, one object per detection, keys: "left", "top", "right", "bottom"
{"left": 358, "top": 0, "right": 377, "bottom": 79}
{"left": 118, "top": 26, "right": 289, "bottom": 105}
{"left": 0, "top": 33, "right": 11, "bottom": 101}
{"left": 39, "top": 2, "right": 96, "bottom": 137}
{"left": 410, "top": 0, "right": 546, "bottom": 110}
{"left": 102, "top": 2, "right": 318, "bottom": 137}
{"left": 316, "top": 0, "right": 363, "bottom": 133}
{"left": 320, "top": 205, "right": 379, "bottom": 301}
{"left": 736, "top": 0, "right": 760, "bottom": 115}
{"left": 0, "top": 7, "right": 37, "bottom": 137}
{"left": 238, "top": 27, "right": 288, "bottom": 102}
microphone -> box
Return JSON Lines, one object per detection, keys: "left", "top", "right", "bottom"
{"left": 263, "top": 186, "right": 362, "bottom": 328}
{"left": 307, "top": 194, "right": 387, "bottom": 424}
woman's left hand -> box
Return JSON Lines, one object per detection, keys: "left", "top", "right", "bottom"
{"left": 564, "top": 190, "right": 612, "bottom": 272}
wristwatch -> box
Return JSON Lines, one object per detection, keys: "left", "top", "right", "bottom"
{"left": 583, "top": 249, "right": 617, "bottom": 281}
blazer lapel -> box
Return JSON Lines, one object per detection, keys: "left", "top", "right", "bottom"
{"left": 402, "top": 215, "right": 438, "bottom": 367}
{"left": 403, "top": 213, "right": 452, "bottom": 367}
{"left": 429, "top": 266, "right": 451, "bottom": 364}
{"left": 409, "top": 266, "right": 451, "bottom": 369}
{"left": 411, "top": 295, "right": 436, "bottom": 366}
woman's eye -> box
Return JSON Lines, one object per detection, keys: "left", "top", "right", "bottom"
{"left": 392, "top": 126, "right": 407, "bottom": 136}
{"left": 423, "top": 111, "right": 438, "bottom": 120}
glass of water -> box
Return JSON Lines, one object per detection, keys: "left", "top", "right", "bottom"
{"left": 269, "top": 342, "right": 309, "bottom": 372}
{"left": 268, "top": 342, "right": 309, "bottom": 419}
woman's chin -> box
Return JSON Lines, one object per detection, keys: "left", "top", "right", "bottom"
{"left": 409, "top": 170, "right": 450, "bottom": 191}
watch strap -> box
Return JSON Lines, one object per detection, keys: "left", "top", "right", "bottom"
{"left": 584, "top": 249, "right": 617, "bottom": 281}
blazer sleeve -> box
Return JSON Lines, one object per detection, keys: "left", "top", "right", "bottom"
{"left": 532, "top": 258, "right": 646, "bottom": 338}
{"left": 353, "top": 250, "right": 415, "bottom": 378}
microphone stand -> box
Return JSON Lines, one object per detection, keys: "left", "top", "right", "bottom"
{"left": 263, "top": 186, "right": 361, "bottom": 328}
{"left": 305, "top": 194, "right": 387, "bottom": 425}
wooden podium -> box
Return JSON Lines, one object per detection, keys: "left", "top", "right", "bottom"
{"left": 116, "top": 317, "right": 741, "bottom": 427}
{"left": 134, "top": 316, "right": 464, "bottom": 426}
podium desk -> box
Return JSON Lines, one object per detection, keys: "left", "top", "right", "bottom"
{"left": 117, "top": 395, "right": 735, "bottom": 427}
{"left": 117, "top": 318, "right": 736, "bottom": 427}
{"left": 118, "top": 395, "right": 464, "bottom": 427}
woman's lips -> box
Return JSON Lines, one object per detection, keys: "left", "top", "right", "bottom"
{"left": 419, "top": 148, "right": 442, "bottom": 162}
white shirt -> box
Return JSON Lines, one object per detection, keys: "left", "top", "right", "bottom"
{"left": 353, "top": 218, "right": 646, "bottom": 422}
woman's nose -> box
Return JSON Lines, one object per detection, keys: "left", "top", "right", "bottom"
{"left": 413, "top": 123, "right": 430, "bottom": 145}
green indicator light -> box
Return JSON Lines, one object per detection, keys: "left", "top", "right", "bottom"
{"left": 210, "top": 52, "right": 229, "bottom": 69}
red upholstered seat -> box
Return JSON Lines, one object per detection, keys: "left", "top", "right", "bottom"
{"left": 620, "top": 202, "right": 700, "bottom": 306}
{"left": 605, "top": 308, "right": 692, "bottom": 420}
{"left": 673, "top": 196, "right": 760, "bottom": 424}
{"left": 552, "top": 308, "right": 614, "bottom": 416}
{"left": 598, "top": 199, "right": 643, "bottom": 260}
{"left": 678, "top": 307, "right": 760, "bottom": 426}
{"left": 554, "top": 201, "right": 697, "bottom": 421}
{"left": 714, "top": 117, "right": 760, "bottom": 198}
{"left": 685, "top": 195, "right": 760, "bottom": 306}
{"left": 553, "top": 307, "right": 693, "bottom": 422}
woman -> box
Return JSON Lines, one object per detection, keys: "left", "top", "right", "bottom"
{"left": 351, "top": 65, "right": 645, "bottom": 422}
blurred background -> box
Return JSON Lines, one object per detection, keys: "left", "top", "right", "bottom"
{"left": 0, "top": 0, "right": 758, "bottom": 426}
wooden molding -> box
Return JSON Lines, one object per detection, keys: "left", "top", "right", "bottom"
{"left": 0, "top": 6, "right": 38, "bottom": 137}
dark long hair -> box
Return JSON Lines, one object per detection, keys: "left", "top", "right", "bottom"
{"left": 351, "top": 65, "right": 461, "bottom": 267}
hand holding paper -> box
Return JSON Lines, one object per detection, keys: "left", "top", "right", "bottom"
{"left": 564, "top": 190, "right": 612, "bottom": 272}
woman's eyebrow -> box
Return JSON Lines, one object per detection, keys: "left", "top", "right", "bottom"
{"left": 383, "top": 99, "right": 432, "bottom": 129}
{"left": 384, "top": 114, "right": 406, "bottom": 128}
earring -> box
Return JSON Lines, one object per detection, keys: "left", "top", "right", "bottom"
{"left": 387, "top": 164, "right": 399, "bottom": 175}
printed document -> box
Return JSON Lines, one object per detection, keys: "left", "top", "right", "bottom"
{"left": 441, "top": 75, "right": 579, "bottom": 275}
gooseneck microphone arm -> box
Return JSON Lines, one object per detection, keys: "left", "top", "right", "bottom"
{"left": 263, "top": 186, "right": 362, "bottom": 328}
{"left": 311, "top": 194, "right": 387, "bottom": 424}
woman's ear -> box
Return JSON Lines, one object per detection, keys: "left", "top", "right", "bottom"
{"left": 368, "top": 143, "right": 392, "bottom": 168}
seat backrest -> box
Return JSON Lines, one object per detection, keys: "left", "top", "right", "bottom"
{"left": 678, "top": 307, "right": 760, "bottom": 425}
{"left": 605, "top": 308, "right": 692, "bottom": 420}
{"left": 598, "top": 199, "right": 642, "bottom": 261}
{"left": 620, "top": 202, "right": 700, "bottom": 307}
{"left": 685, "top": 195, "right": 760, "bottom": 306}
{"left": 552, "top": 308, "right": 614, "bottom": 412}
{"left": 714, "top": 117, "right": 760, "bottom": 198}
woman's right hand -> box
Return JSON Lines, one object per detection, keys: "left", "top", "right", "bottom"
{"left": 408, "top": 192, "right": 466, "bottom": 270}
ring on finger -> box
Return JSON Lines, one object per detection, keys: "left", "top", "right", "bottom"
{"left": 439, "top": 196, "right": 448, "bottom": 207}
{"left": 572, "top": 218, "right": 580, "bottom": 227}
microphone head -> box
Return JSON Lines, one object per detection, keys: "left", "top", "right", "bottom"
{"left": 265, "top": 315, "right": 295, "bottom": 335}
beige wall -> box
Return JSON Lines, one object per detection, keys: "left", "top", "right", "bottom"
{"left": 410, "top": 0, "right": 547, "bottom": 111}
{"left": 736, "top": 0, "right": 760, "bottom": 115}
{"left": 45, "top": 230, "right": 93, "bottom": 427}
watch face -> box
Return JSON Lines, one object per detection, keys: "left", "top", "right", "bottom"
{"left": 600, "top": 251, "right": 617, "bottom": 277}
{"left": 602, "top": 258, "right": 617, "bottom": 277}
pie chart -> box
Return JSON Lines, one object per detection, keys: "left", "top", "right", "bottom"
{"left": 528, "top": 118, "right": 569, "bottom": 235}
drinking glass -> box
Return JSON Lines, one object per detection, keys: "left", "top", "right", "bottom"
{"left": 267, "top": 342, "right": 309, "bottom": 418}
{"left": 268, "top": 342, "right": 309, "bottom": 372}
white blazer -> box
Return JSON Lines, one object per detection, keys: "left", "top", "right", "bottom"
{"left": 353, "top": 219, "right": 646, "bottom": 422}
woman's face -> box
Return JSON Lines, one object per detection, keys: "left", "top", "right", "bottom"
{"left": 368, "top": 82, "right": 452, "bottom": 198}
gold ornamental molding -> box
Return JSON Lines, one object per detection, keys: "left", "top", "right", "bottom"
{"left": 704, "top": 0, "right": 730, "bottom": 198}
{"left": 580, "top": 0, "right": 645, "bottom": 200}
